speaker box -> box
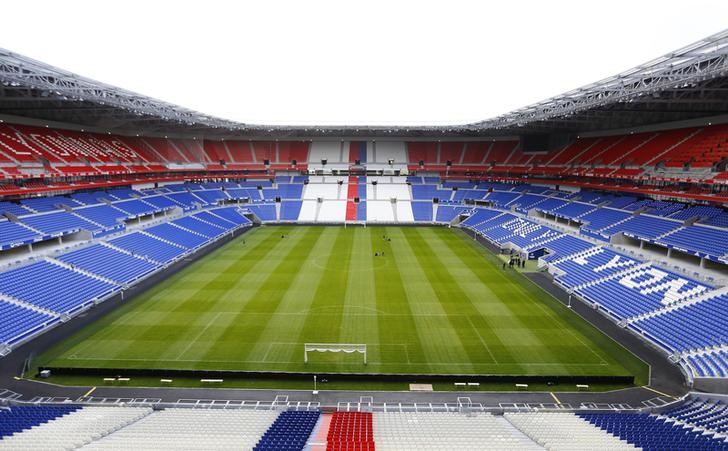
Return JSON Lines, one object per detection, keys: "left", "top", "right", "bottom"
{"left": 419, "top": 160, "right": 424, "bottom": 166}
{"left": 264, "top": 159, "right": 270, "bottom": 165}
{"left": 257, "top": 185, "right": 263, "bottom": 190}
{"left": 446, "top": 160, "right": 452, "bottom": 166}
{"left": 354, "top": 197, "right": 360, "bottom": 203}
{"left": 355, "top": 159, "right": 361, "bottom": 165}
{"left": 219, "top": 159, "right": 225, "bottom": 165}
{"left": 321, "top": 159, "right": 327, "bottom": 165}
{"left": 433, "top": 198, "right": 439, "bottom": 204}
{"left": 275, "top": 196, "right": 281, "bottom": 203}
{"left": 292, "top": 159, "right": 297, "bottom": 165}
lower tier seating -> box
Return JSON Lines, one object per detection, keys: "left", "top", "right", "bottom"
{"left": 1, "top": 402, "right": 728, "bottom": 450}
{"left": 504, "top": 412, "right": 636, "bottom": 450}
{"left": 0, "top": 406, "right": 151, "bottom": 450}
{"left": 327, "top": 412, "right": 374, "bottom": 451}
{"left": 58, "top": 244, "right": 158, "bottom": 284}
{"left": 83, "top": 408, "right": 279, "bottom": 450}
{"left": 108, "top": 232, "right": 186, "bottom": 264}
{"left": 254, "top": 410, "right": 319, "bottom": 451}
{"left": 577, "top": 412, "right": 728, "bottom": 450}
{"left": 0, "top": 261, "right": 117, "bottom": 314}
{"left": 374, "top": 412, "right": 540, "bottom": 450}
{"left": 0, "top": 300, "right": 57, "bottom": 345}
{"left": 0, "top": 405, "right": 81, "bottom": 440}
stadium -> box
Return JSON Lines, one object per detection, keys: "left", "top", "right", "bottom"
{"left": 0, "top": 7, "right": 727, "bottom": 448}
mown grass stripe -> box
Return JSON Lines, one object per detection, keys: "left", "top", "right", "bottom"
{"left": 297, "top": 227, "right": 358, "bottom": 371}
{"left": 402, "top": 228, "right": 499, "bottom": 366}
{"left": 336, "top": 227, "right": 381, "bottom": 363}
{"left": 370, "top": 228, "right": 429, "bottom": 366}
{"left": 246, "top": 227, "right": 342, "bottom": 366}
{"left": 386, "top": 227, "right": 475, "bottom": 371}
{"left": 62, "top": 228, "right": 281, "bottom": 362}
{"left": 205, "top": 226, "right": 325, "bottom": 365}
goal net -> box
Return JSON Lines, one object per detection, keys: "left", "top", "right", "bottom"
{"left": 304, "top": 343, "right": 367, "bottom": 365}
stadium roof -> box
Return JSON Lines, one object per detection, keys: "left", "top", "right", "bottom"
{"left": 0, "top": 29, "right": 727, "bottom": 139}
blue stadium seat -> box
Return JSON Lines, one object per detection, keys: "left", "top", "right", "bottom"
{"left": 58, "top": 244, "right": 158, "bottom": 284}
{"left": 0, "top": 220, "right": 41, "bottom": 250}
{"left": 0, "top": 300, "right": 57, "bottom": 345}
{"left": 109, "top": 232, "right": 186, "bottom": 264}
{"left": 0, "top": 405, "right": 81, "bottom": 439}
{"left": 0, "top": 261, "right": 117, "bottom": 314}
{"left": 254, "top": 410, "right": 320, "bottom": 451}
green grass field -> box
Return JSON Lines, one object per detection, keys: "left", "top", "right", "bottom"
{"left": 37, "top": 226, "right": 646, "bottom": 383}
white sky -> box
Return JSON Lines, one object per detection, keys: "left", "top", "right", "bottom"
{"left": 1, "top": 0, "right": 727, "bottom": 126}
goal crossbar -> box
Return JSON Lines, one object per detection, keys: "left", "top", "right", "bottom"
{"left": 304, "top": 343, "right": 367, "bottom": 365}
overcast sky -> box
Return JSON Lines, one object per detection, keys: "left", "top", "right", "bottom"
{"left": 1, "top": 1, "right": 726, "bottom": 126}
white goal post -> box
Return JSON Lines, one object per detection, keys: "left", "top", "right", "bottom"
{"left": 304, "top": 343, "right": 367, "bottom": 365}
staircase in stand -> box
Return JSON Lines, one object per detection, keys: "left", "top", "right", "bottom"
{"left": 345, "top": 176, "right": 359, "bottom": 221}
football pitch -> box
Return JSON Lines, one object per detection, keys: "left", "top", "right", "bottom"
{"left": 38, "top": 225, "right": 646, "bottom": 381}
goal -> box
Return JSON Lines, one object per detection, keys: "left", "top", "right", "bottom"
{"left": 304, "top": 343, "right": 367, "bottom": 365}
